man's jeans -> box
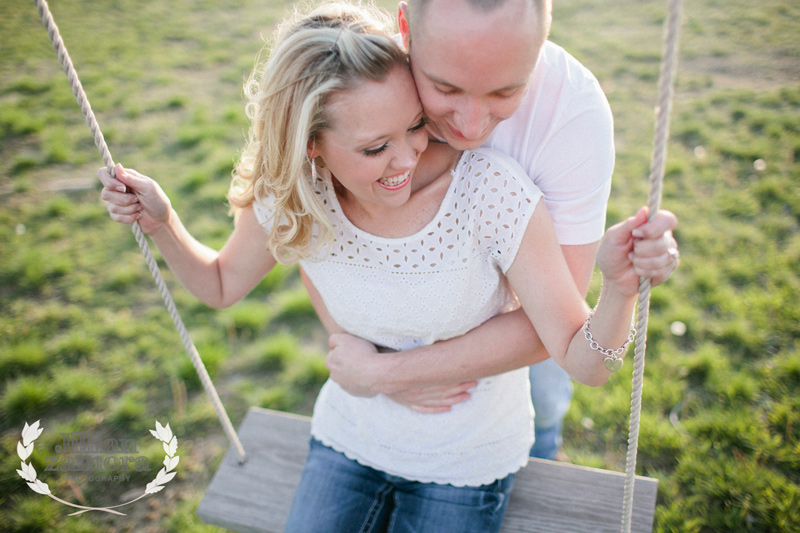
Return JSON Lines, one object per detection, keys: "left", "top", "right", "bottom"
{"left": 529, "top": 358, "right": 573, "bottom": 460}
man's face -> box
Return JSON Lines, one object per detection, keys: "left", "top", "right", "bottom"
{"left": 400, "top": 0, "right": 545, "bottom": 150}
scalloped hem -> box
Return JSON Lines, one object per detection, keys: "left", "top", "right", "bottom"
{"left": 311, "top": 432, "right": 530, "bottom": 488}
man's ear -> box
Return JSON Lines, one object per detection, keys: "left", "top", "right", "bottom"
{"left": 398, "top": 2, "right": 411, "bottom": 51}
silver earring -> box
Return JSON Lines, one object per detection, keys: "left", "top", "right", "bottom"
{"left": 311, "top": 158, "right": 318, "bottom": 181}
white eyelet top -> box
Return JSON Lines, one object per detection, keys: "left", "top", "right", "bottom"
{"left": 254, "top": 147, "right": 543, "bottom": 486}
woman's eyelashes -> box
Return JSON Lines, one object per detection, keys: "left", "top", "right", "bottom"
{"left": 362, "top": 118, "right": 428, "bottom": 157}
{"left": 363, "top": 143, "right": 389, "bottom": 157}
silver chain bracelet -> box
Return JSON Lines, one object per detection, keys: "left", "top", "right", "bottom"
{"left": 583, "top": 308, "right": 636, "bottom": 373}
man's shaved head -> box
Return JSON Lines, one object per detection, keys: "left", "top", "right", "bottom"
{"left": 398, "top": 0, "right": 551, "bottom": 149}
{"left": 405, "top": 0, "right": 552, "bottom": 45}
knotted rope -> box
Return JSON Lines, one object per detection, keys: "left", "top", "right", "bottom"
{"left": 622, "top": 0, "right": 683, "bottom": 531}
{"left": 34, "top": 0, "right": 246, "bottom": 464}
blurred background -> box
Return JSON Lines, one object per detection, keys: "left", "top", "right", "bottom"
{"left": 1, "top": 0, "right": 798, "bottom": 531}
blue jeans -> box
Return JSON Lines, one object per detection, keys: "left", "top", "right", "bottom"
{"left": 285, "top": 438, "right": 515, "bottom": 533}
{"left": 529, "top": 358, "right": 573, "bottom": 460}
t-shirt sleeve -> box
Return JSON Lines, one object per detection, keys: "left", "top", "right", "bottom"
{"left": 466, "top": 149, "right": 544, "bottom": 274}
{"left": 533, "top": 81, "right": 613, "bottom": 245}
{"left": 484, "top": 43, "right": 614, "bottom": 246}
{"left": 251, "top": 196, "right": 278, "bottom": 233}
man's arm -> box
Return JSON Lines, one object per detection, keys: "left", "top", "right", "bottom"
{"left": 356, "top": 242, "right": 598, "bottom": 394}
{"left": 306, "top": 242, "right": 598, "bottom": 397}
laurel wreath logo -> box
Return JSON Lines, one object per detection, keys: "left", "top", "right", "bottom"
{"left": 16, "top": 420, "right": 179, "bottom": 516}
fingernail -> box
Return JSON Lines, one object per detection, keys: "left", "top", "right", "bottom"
{"left": 632, "top": 229, "right": 643, "bottom": 238}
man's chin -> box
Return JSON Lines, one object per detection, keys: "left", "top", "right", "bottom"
{"left": 425, "top": 121, "right": 482, "bottom": 150}
{"left": 443, "top": 135, "right": 486, "bottom": 151}
{"left": 439, "top": 125, "right": 488, "bottom": 150}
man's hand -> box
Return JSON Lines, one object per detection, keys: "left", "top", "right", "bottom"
{"left": 326, "top": 333, "right": 476, "bottom": 412}
{"left": 386, "top": 381, "right": 477, "bottom": 414}
{"left": 325, "top": 333, "right": 382, "bottom": 397}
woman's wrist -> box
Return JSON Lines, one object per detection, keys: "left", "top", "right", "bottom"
{"left": 582, "top": 306, "right": 636, "bottom": 373}
{"left": 585, "top": 283, "right": 638, "bottom": 368}
{"left": 599, "top": 279, "right": 638, "bottom": 305}
{"left": 148, "top": 208, "right": 177, "bottom": 238}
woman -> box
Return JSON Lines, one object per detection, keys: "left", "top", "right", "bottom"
{"left": 99, "top": 3, "right": 678, "bottom": 531}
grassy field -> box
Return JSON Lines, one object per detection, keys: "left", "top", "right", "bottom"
{"left": 1, "top": 0, "right": 798, "bottom": 531}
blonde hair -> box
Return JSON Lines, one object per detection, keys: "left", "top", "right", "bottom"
{"left": 228, "top": 1, "right": 407, "bottom": 264}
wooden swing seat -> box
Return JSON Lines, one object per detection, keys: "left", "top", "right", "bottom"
{"left": 197, "top": 407, "right": 658, "bottom": 532}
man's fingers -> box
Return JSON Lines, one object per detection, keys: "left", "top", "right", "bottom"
{"left": 408, "top": 390, "right": 472, "bottom": 413}
{"left": 409, "top": 405, "right": 452, "bottom": 414}
{"left": 445, "top": 381, "right": 477, "bottom": 394}
{"left": 418, "top": 391, "right": 471, "bottom": 406}
{"left": 406, "top": 381, "right": 476, "bottom": 400}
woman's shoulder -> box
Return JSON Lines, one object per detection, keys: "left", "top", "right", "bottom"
{"left": 252, "top": 194, "right": 279, "bottom": 228}
{"left": 455, "top": 147, "right": 544, "bottom": 201}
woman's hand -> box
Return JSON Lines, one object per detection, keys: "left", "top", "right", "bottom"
{"left": 598, "top": 207, "right": 679, "bottom": 296}
{"left": 98, "top": 163, "right": 172, "bottom": 234}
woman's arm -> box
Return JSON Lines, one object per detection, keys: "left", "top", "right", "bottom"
{"left": 506, "top": 202, "right": 677, "bottom": 386}
{"left": 99, "top": 164, "right": 276, "bottom": 308}
{"left": 306, "top": 209, "right": 675, "bottom": 404}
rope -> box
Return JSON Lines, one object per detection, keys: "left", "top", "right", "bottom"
{"left": 34, "top": 0, "right": 247, "bottom": 464}
{"left": 621, "top": 0, "right": 683, "bottom": 531}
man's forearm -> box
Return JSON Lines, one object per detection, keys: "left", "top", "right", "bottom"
{"left": 309, "top": 242, "right": 599, "bottom": 397}
{"left": 371, "top": 308, "right": 548, "bottom": 394}
{"left": 371, "top": 241, "right": 599, "bottom": 393}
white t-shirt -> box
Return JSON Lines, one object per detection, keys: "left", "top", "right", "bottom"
{"left": 483, "top": 40, "right": 614, "bottom": 246}
{"left": 253, "top": 148, "right": 541, "bottom": 486}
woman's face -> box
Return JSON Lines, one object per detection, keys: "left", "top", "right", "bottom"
{"left": 313, "top": 65, "right": 429, "bottom": 214}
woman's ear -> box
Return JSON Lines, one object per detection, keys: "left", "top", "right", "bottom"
{"left": 307, "top": 140, "right": 318, "bottom": 159}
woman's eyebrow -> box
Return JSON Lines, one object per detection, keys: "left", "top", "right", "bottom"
{"left": 349, "top": 110, "right": 426, "bottom": 147}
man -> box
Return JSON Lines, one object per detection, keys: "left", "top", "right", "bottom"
{"left": 308, "top": 0, "right": 674, "bottom": 461}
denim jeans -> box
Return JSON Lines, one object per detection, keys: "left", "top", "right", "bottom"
{"left": 529, "top": 358, "right": 573, "bottom": 460}
{"left": 285, "top": 438, "right": 516, "bottom": 533}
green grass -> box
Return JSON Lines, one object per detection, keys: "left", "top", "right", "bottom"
{"left": 1, "top": 0, "right": 799, "bottom": 531}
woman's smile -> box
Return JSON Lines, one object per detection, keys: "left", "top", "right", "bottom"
{"left": 378, "top": 170, "right": 412, "bottom": 190}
